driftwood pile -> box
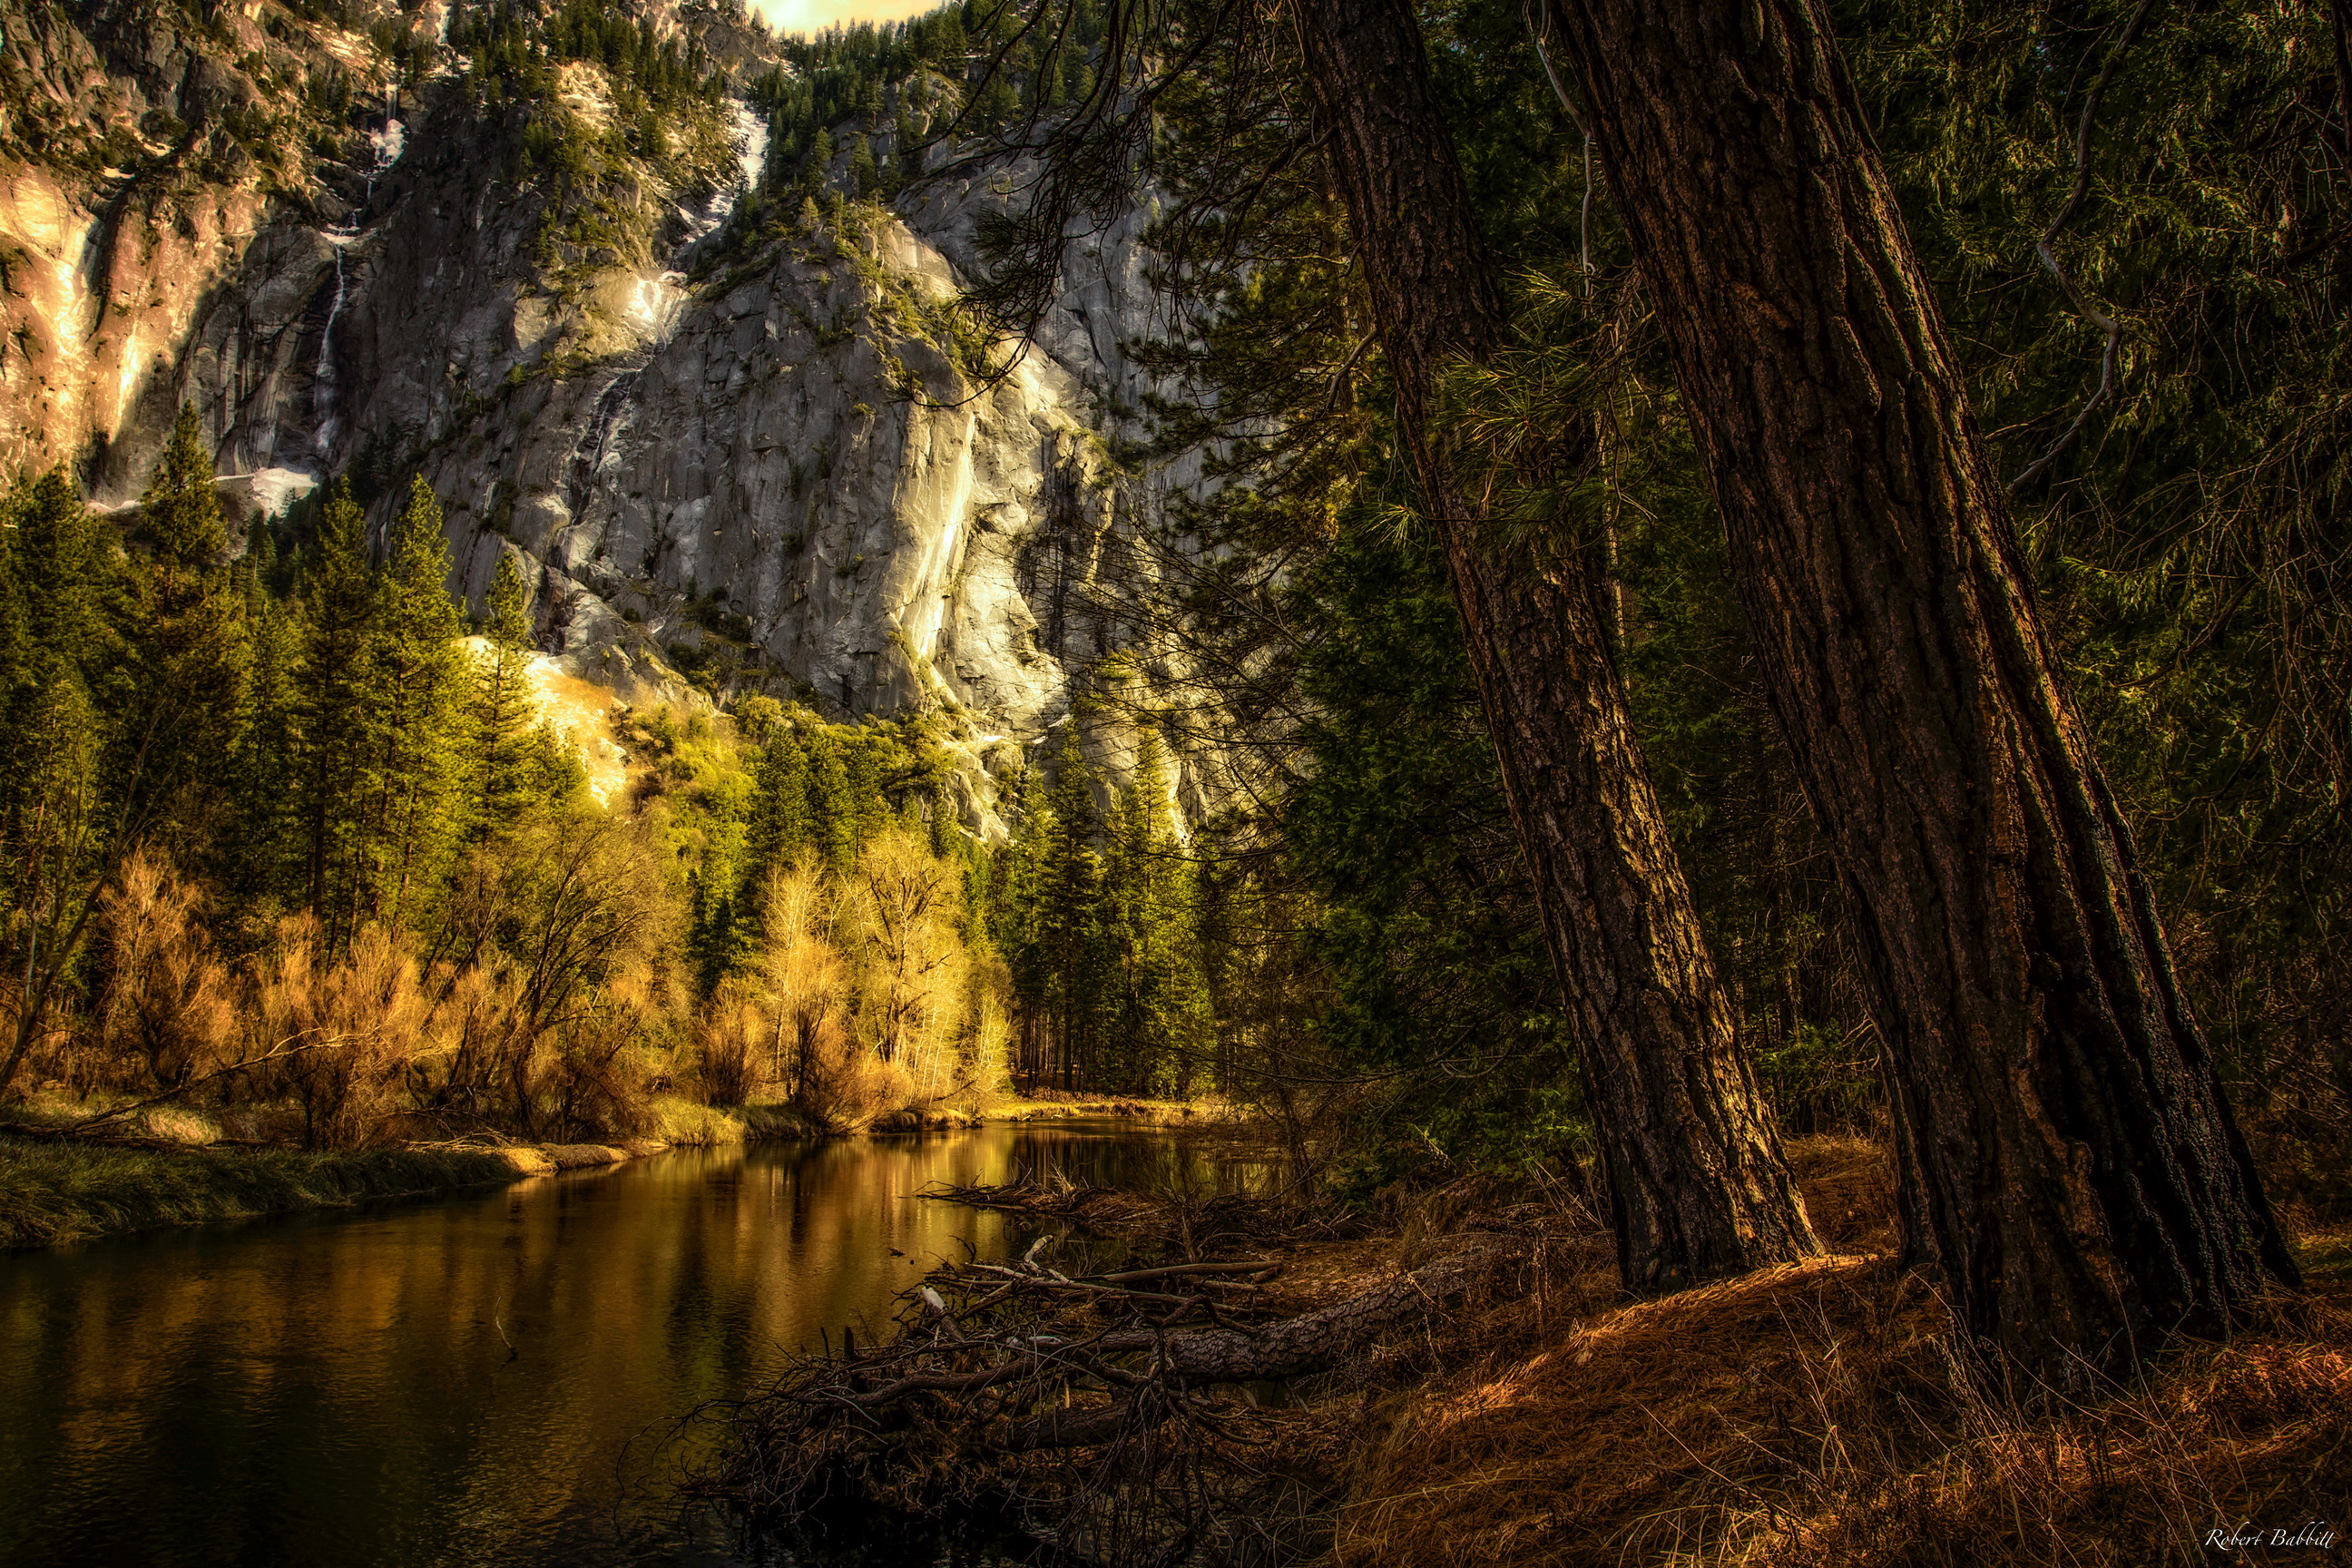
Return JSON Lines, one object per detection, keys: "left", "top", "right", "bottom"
{"left": 694, "top": 1179, "right": 1532, "bottom": 1567}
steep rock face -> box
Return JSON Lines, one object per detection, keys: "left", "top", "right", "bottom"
{"left": 0, "top": 0, "right": 403, "bottom": 484}
{"left": 1, "top": 5, "right": 1200, "bottom": 824}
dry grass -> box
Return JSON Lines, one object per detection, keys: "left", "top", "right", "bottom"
{"left": 0, "top": 1135, "right": 524, "bottom": 1249}
{"left": 538, "top": 1142, "right": 628, "bottom": 1169}
{"left": 1334, "top": 1143, "right": 2352, "bottom": 1568}
{"left": 651, "top": 1096, "right": 749, "bottom": 1146}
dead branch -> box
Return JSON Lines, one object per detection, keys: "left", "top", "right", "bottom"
{"left": 1093, "top": 1261, "right": 1281, "bottom": 1284}
{"left": 694, "top": 1227, "right": 1519, "bottom": 1568}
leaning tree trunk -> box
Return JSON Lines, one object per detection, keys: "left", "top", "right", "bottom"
{"left": 1541, "top": 0, "right": 2298, "bottom": 1371}
{"left": 1291, "top": 0, "right": 1818, "bottom": 1289}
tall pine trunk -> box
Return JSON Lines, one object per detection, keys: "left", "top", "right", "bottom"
{"left": 1293, "top": 0, "right": 1818, "bottom": 1289}
{"left": 1541, "top": 0, "right": 2297, "bottom": 1369}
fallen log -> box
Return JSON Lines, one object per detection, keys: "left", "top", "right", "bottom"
{"left": 916, "top": 1177, "right": 1363, "bottom": 1248}
{"left": 706, "top": 1240, "right": 1508, "bottom": 1477}
{"left": 697, "top": 1192, "right": 1518, "bottom": 1567}
{"left": 1075, "top": 1247, "right": 1495, "bottom": 1388}
{"left": 1093, "top": 1261, "right": 1281, "bottom": 1284}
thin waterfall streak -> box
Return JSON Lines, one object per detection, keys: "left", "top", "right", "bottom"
{"left": 311, "top": 248, "right": 348, "bottom": 455}
{"left": 311, "top": 116, "right": 406, "bottom": 462}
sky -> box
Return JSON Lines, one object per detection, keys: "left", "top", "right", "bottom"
{"left": 746, "top": 0, "right": 943, "bottom": 34}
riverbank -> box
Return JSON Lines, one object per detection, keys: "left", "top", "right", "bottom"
{"left": 1, "top": 1117, "right": 1200, "bottom": 1568}
{"left": 0, "top": 1093, "right": 1222, "bottom": 1250}
{"left": 0, "top": 1137, "right": 535, "bottom": 1250}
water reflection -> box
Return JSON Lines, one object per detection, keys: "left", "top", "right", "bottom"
{"left": 0, "top": 1122, "right": 1258, "bottom": 1568}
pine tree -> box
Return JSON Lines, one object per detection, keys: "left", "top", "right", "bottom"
{"left": 466, "top": 550, "right": 539, "bottom": 839}
{"left": 143, "top": 405, "right": 229, "bottom": 569}
{"left": 686, "top": 858, "right": 757, "bottom": 999}
{"left": 895, "top": 107, "right": 922, "bottom": 181}
{"left": 1101, "top": 737, "right": 1155, "bottom": 1092}
{"left": 0, "top": 468, "right": 114, "bottom": 718}
{"left": 0, "top": 660, "right": 109, "bottom": 1098}
{"left": 1039, "top": 717, "right": 1104, "bottom": 1089}
{"left": 807, "top": 731, "right": 858, "bottom": 875}
{"left": 847, "top": 733, "right": 893, "bottom": 848}
{"left": 231, "top": 595, "right": 303, "bottom": 903}
{"left": 365, "top": 475, "right": 466, "bottom": 928}
{"left": 1543, "top": 0, "right": 2298, "bottom": 1369}
{"left": 804, "top": 127, "right": 832, "bottom": 192}
{"left": 297, "top": 482, "right": 379, "bottom": 944}
{"left": 995, "top": 763, "right": 1054, "bottom": 1089}
{"left": 1100, "top": 726, "right": 1209, "bottom": 1094}
{"left": 1283, "top": 0, "right": 1818, "bottom": 1289}
{"left": 237, "top": 513, "right": 278, "bottom": 614}
{"left": 0, "top": 509, "right": 26, "bottom": 729}
{"left": 122, "top": 404, "right": 250, "bottom": 841}
{"left": 746, "top": 724, "right": 814, "bottom": 878}
{"left": 926, "top": 777, "right": 957, "bottom": 860}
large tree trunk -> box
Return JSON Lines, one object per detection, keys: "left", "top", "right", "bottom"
{"left": 1541, "top": 0, "right": 2298, "bottom": 1369}
{"left": 1291, "top": 0, "right": 1818, "bottom": 1289}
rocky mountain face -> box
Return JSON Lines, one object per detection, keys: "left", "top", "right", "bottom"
{"left": 0, "top": 0, "right": 1200, "bottom": 828}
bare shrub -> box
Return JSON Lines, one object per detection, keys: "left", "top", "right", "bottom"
{"left": 250, "top": 919, "right": 431, "bottom": 1149}
{"left": 412, "top": 960, "right": 540, "bottom": 1132}
{"left": 757, "top": 861, "right": 853, "bottom": 1116}
{"left": 536, "top": 1004, "right": 656, "bottom": 1143}
{"left": 478, "top": 812, "right": 667, "bottom": 1034}
{"left": 958, "top": 967, "right": 1014, "bottom": 1112}
{"left": 3, "top": 985, "right": 87, "bottom": 1100}
{"left": 843, "top": 828, "right": 966, "bottom": 1101}
{"left": 416, "top": 812, "right": 668, "bottom": 1137}
{"left": 93, "top": 851, "right": 237, "bottom": 1091}
{"left": 693, "top": 981, "right": 764, "bottom": 1107}
{"left": 793, "top": 1013, "right": 909, "bottom": 1130}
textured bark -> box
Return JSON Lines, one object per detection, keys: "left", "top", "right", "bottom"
{"left": 1291, "top": 0, "right": 1818, "bottom": 1289}
{"left": 1542, "top": 0, "right": 2298, "bottom": 1369}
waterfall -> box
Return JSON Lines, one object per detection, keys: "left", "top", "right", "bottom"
{"left": 309, "top": 115, "right": 407, "bottom": 459}
{"left": 564, "top": 370, "right": 640, "bottom": 521}
{"left": 309, "top": 245, "right": 348, "bottom": 456}
{"left": 633, "top": 100, "right": 772, "bottom": 348}
{"left": 735, "top": 100, "right": 769, "bottom": 194}
{"left": 671, "top": 100, "right": 771, "bottom": 251}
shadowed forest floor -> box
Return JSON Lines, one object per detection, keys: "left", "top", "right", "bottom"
{"left": 1324, "top": 1141, "right": 2352, "bottom": 1568}
{"left": 742, "top": 1134, "right": 2350, "bottom": 1567}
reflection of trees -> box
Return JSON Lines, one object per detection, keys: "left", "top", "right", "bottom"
{"left": 0, "top": 1127, "right": 1270, "bottom": 1563}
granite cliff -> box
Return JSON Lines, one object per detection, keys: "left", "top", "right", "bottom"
{"left": 0, "top": 0, "right": 1197, "bottom": 825}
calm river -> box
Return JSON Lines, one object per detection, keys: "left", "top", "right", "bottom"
{"left": 0, "top": 1122, "right": 1238, "bottom": 1567}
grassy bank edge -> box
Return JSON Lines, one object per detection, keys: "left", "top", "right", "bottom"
{"left": 0, "top": 1139, "right": 533, "bottom": 1250}
{"left": 1, "top": 1095, "right": 1220, "bottom": 1250}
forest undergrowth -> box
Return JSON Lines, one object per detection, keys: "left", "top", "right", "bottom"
{"left": 707, "top": 1129, "right": 2352, "bottom": 1568}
